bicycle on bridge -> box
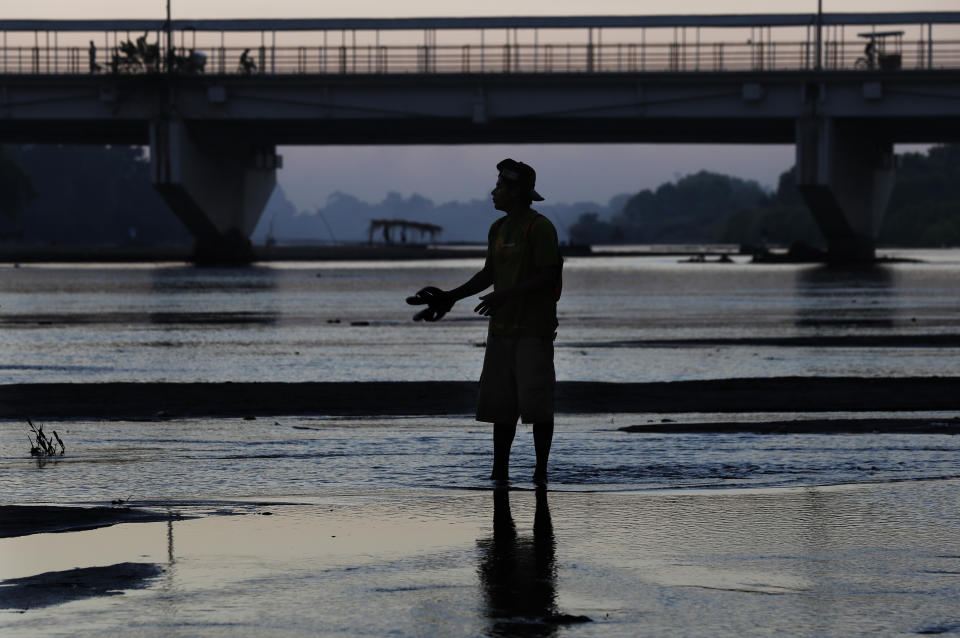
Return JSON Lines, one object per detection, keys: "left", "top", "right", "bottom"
{"left": 854, "top": 30, "right": 904, "bottom": 71}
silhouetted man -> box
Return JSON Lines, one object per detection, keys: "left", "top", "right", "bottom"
{"left": 408, "top": 159, "right": 561, "bottom": 484}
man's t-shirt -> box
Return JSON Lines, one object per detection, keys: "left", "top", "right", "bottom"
{"left": 485, "top": 209, "right": 560, "bottom": 337}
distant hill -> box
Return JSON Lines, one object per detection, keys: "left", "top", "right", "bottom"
{"left": 250, "top": 190, "right": 630, "bottom": 245}
{"left": 711, "top": 166, "right": 823, "bottom": 248}
{"left": 0, "top": 143, "right": 622, "bottom": 246}
{"left": 0, "top": 146, "right": 35, "bottom": 239}
{"left": 569, "top": 170, "right": 771, "bottom": 245}
{"left": 4, "top": 143, "right": 958, "bottom": 249}
{"left": 879, "top": 145, "right": 960, "bottom": 246}
{"left": 0, "top": 144, "right": 190, "bottom": 246}
{"left": 569, "top": 144, "right": 960, "bottom": 248}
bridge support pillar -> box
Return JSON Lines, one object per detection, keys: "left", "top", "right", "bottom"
{"left": 149, "top": 119, "right": 279, "bottom": 264}
{"left": 795, "top": 117, "right": 896, "bottom": 263}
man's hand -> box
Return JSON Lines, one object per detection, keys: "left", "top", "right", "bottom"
{"left": 474, "top": 290, "right": 509, "bottom": 317}
{"left": 406, "top": 286, "right": 454, "bottom": 322}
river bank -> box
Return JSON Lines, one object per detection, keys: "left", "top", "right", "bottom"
{"left": 0, "top": 242, "right": 765, "bottom": 263}
{"left": 4, "top": 377, "right": 960, "bottom": 420}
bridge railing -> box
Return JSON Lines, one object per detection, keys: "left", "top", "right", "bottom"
{"left": 4, "top": 40, "right": 960, "bottom": 75}
{"left": 249, "top": 40, "right": 960, "bottom": 75}
{"left": 2, "top": 14, "right": 959, "bottom": 76}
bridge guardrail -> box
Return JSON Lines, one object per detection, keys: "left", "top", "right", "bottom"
{"left": 3, "top": 41, "right": 959, "bottom": 76}
{"left": 2, "top": 15, "right": 959, "bottom": 76}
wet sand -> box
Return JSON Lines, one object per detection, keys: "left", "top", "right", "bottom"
{"left": 0, "top": 505, "right": 184, "bottom": 539}
{"left": 0, "top": 506, "right": 180, "bottom": 611}
{"left": 3, "top": 483, "right": 960, "bottom": 636}
{"left": 4, "top": 373, "right": 960, "bottom": 632}
{"left": 4, "top": 377, "right": 960, "bottom": 419}
{"left": 621, "top": 417, "right": 960, "bottom": 434}
{"left": 0, "top": 563, "right": 164, "bottom": 611}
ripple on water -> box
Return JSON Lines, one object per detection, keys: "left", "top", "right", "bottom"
{"left": 3, "top": 419, "right": 960, "bottom": 501}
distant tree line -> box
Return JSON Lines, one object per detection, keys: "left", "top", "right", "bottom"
{"left": 0, "top": 144, "right": 617, "bottom": 246}
{"left": 2, "top": 143, "right": 959, "bottom": 247}
{"left": 249, "top": 190, "right": 627, "bottom": 245}
{"left": 569, "top": 168, "right": 826, "bottom": 247}
{"left": 0, "top": 144, "right": 190, "bottom": 245}
{"left": 0, "top": 146, "right": 36, "bottom": 239}
{"left": 569, "top": 144, "right": 960, "bottom": 248}
{"left": 879, "top": 145, "right": 960, "bottom": 246}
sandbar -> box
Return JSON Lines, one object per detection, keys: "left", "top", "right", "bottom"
{"left": 621, "top": 417, "right": 960, "bottom": 434}
{"left": 0, "top": 505, "right": 182, "bottom": 538}
{"left": 3, "top": 377, "right": 960, "bottom": 419}
{"left": 0, "top": 563, "right": 163, "bottom": 611}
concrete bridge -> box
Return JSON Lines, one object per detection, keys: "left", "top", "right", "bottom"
{"left": 1, "top": 13, "right": 959, "bottom": 262}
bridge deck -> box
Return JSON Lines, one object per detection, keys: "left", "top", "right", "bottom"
{"left": 2, "top": 69, "right": 958, "bottom": 147}
{"left": 1, "top": 14, "right": 958, "bottom": 147}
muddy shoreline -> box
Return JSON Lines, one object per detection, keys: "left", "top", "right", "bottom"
{"left": 0, "top": 243, "right": 763, "bottom": 264}
{"left": 0, "top": 562, "right": 164, "bottom": 610}
{"left": 621, "top": 417, "right": 960, "bottom": 434}
{"left": 0, "top": 505, "right": 182, "bottom": 538}
{"left": 3, "top": 377, "right": 960, "bottom": 419}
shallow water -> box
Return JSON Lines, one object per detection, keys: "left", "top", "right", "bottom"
{"left": 3, "top": 250, "right": 960, "bottom": 383}
{"left": 4, "top": 417, "right": 960, "bottom": 502}
{"left": 2, "top": 481, "right": 960, "bottom": 637}
{"left": 5, "top": 251, "right": 960, "bottom": 636}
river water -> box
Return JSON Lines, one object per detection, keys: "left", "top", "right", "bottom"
{"left": 2, "top": 250, "right": 960, "bottom": 637}
{"left": 3, "top": 249, "right": 960, "bottom": 495}
{"left": 3, "top": 248, "right": 960, "bottom": 385}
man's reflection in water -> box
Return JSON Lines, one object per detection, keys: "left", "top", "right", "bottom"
{"left": 477, "top": 487, "right": 558, "bottom": 637}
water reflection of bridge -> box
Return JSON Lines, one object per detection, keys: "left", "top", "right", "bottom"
{"left": 1, "top": 13, "right": 959, "bottom": 262}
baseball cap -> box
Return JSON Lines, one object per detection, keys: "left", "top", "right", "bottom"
{"left": 497, "top": 158, "right": 545, "bottom": 202}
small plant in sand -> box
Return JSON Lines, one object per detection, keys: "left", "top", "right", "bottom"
{"left": 27, "top": 419, "right": 65, "bottom": 457}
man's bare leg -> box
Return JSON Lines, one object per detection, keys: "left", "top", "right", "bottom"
{"left": 533, "top": 422, "right": 554, "bottom": 484}
{"left": 490, "top": 422, "right": 517, "bottom": 481}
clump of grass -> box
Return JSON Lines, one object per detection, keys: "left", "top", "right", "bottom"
{"left": 27, "top": 419, "right": 65, "bottom": 457}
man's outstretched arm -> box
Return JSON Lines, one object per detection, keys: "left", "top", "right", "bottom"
{"left": 446, "top": 265, "right": 493, "bottom": 303}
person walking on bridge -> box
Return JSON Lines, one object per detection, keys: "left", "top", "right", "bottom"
{"left": 407, "top": 159, "right": 562, "bottom": 484}
{"left": 239, "top": 48, "right": 256, "bottom": 75}
{"left": 88, "top": 41, "right": 101, "bottom": 73}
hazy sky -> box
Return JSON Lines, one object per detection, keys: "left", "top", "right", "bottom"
{"left": 9, "top": 1, "right": 959, "bottom": 19}
{"left": 10, "top": 1, "right": 949, "bottom": 207}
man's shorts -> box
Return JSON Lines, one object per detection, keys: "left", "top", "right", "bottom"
{"left": 476, "top": 335, "right": 555, "bottom": 424}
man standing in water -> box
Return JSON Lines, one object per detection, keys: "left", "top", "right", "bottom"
{"left": 408, "top": 159, "right": 561, "bottom": 484}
